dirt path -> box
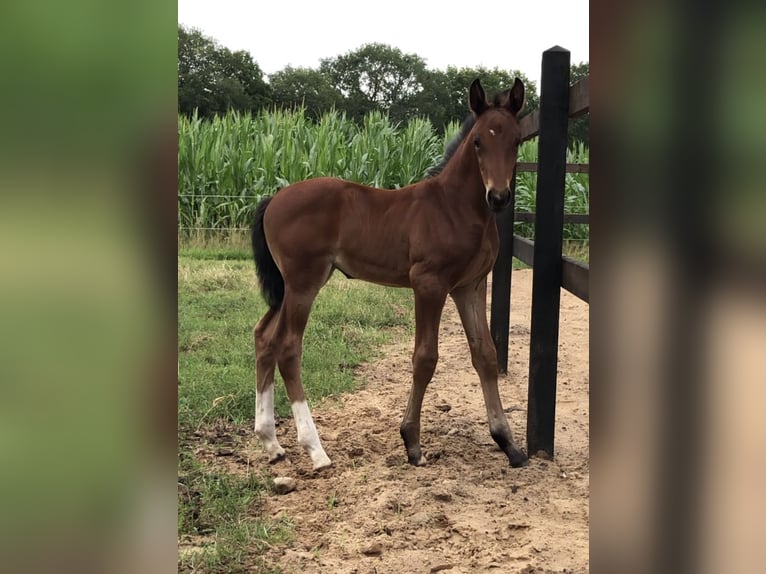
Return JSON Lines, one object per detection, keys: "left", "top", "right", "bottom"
{"left": 212, "top": 269, "right": 588, "bottom": 573}
{"left": 256, "top": 270, "right": 589, "bottom": 573}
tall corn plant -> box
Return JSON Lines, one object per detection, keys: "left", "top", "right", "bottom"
{"left": 178, "top": 109, "right": 589, "bottom": 241}
{"left": 513, "top": 138, "right": 589, "bottom": 241}
{"left": 308, "top": 110, "right": 356, "bottom": 178}
{"left": 342, "top": 111, "right": 397, "bottom": 188}
{"left": 394, "top": 117, "right": 443, "bottom": 185}
{"left": 442, "top": 120, "right": 463, "bottom": 149}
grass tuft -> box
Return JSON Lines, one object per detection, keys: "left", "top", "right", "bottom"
{"left": 178, "top": 451, "right": 289, "bottom": 573}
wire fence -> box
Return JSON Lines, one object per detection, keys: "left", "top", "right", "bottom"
{"left": 177, "top": 194, "right": 590, "bottom": 239}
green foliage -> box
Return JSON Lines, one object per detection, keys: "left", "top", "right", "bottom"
{"left": 178, "top": 25, "right": 272, "bottom": 117}
{"left": 569, "top": 61, "right": 589, "bottom": 146}
{"left": 178, "top": 109, "right": 589, "bottom": 242}
{"left": 514, "top": 138, "right": 590, "bottom": 242}
{"left": 320, "top": 43, "right": 430, "bottom": 125}
{"left": 177, "top": 108, "right": 446, "bottom": 233}
{"left": 313, "top": 50, "right": 541, "bottom": 132}
{"left": 423, "top": 66, "right": 540, "bottom": 131}
{"left": 396, "top": 117, "right": 445, "bottom": 186}
{"left": 177, "top": 26, "right": 549, "bottom": 130}
{"left": 177, "top": 26, "right": 589, "bottom": 142}
{"left": 268, "top": 66, "right": 343, "bottom": 121}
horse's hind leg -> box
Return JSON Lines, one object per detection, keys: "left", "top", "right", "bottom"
{"left": 254, "top": 306, "right": 285, "bottom": 462}
{"left": 451, "top": 279, "right": 528, "bottom": 467}
{"left": 274, "top": 270, "right": 333, "bottom": 470}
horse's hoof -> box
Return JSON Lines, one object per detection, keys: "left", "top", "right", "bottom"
{"left": 267, "top": 450, "right": 286, "bottom": 464}
{"left": 311, "top": 456, "right": 333, "bottom": 471}
{"left": 407, "top": 453, "right": 427, "bottom": 466}
{"left": 511, "top": 457, "right": 530, "bottom": 468}
{"left": 509, "top": 450, "right": 529, "bottom": 468}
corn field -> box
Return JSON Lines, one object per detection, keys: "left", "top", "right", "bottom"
{"left": 178, "top": 109, "right": 589, "bottom": 241}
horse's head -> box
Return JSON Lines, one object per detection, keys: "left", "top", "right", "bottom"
{"left": 468, "top": 78, "right": 525, "bottom": 212}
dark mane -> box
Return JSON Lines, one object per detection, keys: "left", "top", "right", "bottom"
{"left": 425, "top": 114, "right": 476, "bottom": 178}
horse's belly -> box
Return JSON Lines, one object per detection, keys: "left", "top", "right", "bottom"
{"left": 333, "top": 253, "right": 411, "bottom": 288}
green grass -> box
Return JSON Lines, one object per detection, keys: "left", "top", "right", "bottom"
{"left": 180, "top": 245, "right": 252, "bottom": 261}
{"left": 563, "top": 240, "right": 590, "bottom": 263}
{"left": 178, "top": 450, "right": 291, "bottom": 573}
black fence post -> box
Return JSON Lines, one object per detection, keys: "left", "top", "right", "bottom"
{"left": 526, "top": 46, "right": 570, "bottom": 458}
{"left": 490, "top": 168, "right": 516, "bottom": 374}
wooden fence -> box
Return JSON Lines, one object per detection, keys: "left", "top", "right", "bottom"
{"left": 489, "top": 46, "right": 589, "bottom": 458}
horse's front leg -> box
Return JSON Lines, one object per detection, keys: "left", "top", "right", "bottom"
{"left": 400, "top": 280, "right": 447, "bottom": 465}
{"left": 451, "top": 278, "right": 528, "bottom": 467}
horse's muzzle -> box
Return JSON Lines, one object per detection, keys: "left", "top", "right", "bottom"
{"left": 487, "top": 189, "right": 512, "bottom": 212}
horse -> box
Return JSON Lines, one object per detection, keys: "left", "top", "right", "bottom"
{"left": 251, "top": 78, "right": 529, "bottom": 470}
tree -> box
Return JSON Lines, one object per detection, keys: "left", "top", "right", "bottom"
{"left": 319, "top": 43, "right": 430, "bottom": 124}
{"left": 178, "top": 25, "right": 216, "bottom": 116}
{"left": 178, "top": 25, "right": 271, "bottom": 116}
{"left": 268, "top": 66, "right": 343, "bottom": 121}
{"left": 217, "top": 48, "right": 271, "bottom": 111}
{"left": 419, "top": 67, "right": 540, "bottom": 133}
{"left": 568, "top": 61, "right": 589, "bottom": 146}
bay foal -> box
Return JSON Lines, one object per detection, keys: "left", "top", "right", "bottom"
{"left": 252, "top": 79, "right": 529, "bottom": 469}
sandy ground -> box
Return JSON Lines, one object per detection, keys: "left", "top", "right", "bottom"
{"left": 190, "top": 269, "right": 589, "bottom": 573}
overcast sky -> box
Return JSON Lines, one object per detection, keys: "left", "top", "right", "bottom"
{"left": 178, "top": 0, "right": 589, "bottom": 89}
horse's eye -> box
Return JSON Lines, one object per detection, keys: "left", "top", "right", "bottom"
{"left": 473, "top": 136, "right": 481, "bottom": 149}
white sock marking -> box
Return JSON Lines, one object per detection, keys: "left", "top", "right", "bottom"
{"left": 255, "top": 386, "right": 284, "bottom": 460}
{"left": 291, "top": 400, "right": 332, "bottom": 469}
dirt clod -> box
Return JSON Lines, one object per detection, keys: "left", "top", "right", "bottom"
{"left": 432, "top": 489, "right": 452, "bottom": 502}
{"left": 361, "top": 542, "right": 383, "bottom": 556}
{"left": 273, "top": 476, "right": 297, "bottom": 494}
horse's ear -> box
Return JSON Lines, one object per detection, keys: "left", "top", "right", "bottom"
{"left": 506, "top": 77, "right": 525, "bottom": 116}
{"left": 469, "top": 79, "right": 488, "bottom": 116}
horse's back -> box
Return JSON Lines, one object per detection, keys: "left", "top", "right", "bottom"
{"left": 268, "top": 176, "right": 348, "bottom": 215}
{"left": 265, "top": 176, "right": 415, "bottom": 230}
{"left": 263, "top": 177, "right": 419, "bottom": 287}
{"left": 261, "top": 175, "right": 496, "bottom": 289}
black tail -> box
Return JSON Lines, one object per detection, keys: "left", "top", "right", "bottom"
{"left": 252, "top": 196, "right": 284, "bottom": 309}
